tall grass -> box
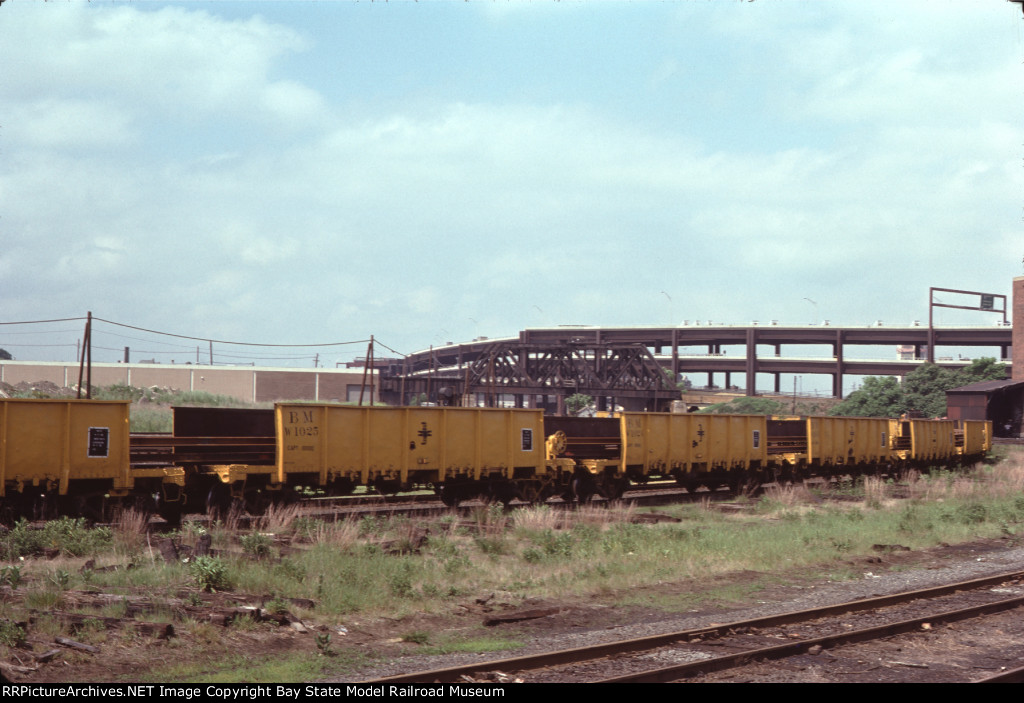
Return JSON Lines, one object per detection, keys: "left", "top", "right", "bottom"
{"left": 11, "top": 454, "right": 1024, "bottom": 625}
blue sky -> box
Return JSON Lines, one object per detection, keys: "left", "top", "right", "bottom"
{"left": 1, "top": 0, "right": 1021, "bottom": 371}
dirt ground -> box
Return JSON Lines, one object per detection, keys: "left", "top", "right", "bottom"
{"left": 4, "top": 536, "right": 1021, "bottom": 684}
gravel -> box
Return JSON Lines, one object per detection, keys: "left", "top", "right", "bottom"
{"left": 343, "top": 538, "right": 1024, "bottom": 682}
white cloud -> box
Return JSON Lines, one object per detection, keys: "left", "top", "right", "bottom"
{"left": 1, "top": 2, "right": 1020, "bottom": 362}
{"left": 5, "top": 99, "right": 137, "bottom": 149}
{"left": 1, "top": 5, "right": 313, "bottom": 126}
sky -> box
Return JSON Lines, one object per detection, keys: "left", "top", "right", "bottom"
{"left": 1, "top": 0, "right": 1022, "bottom": 371}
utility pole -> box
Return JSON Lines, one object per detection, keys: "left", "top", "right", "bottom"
{"left": 76, "top": 311, "right": 92, "bottom": 399}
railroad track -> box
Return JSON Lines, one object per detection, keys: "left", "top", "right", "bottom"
{"left": 365, "top": 570, "right": 1024, "bottom": 684}
{"left": 150, "top": 485, "right": 743, "bottom": 531}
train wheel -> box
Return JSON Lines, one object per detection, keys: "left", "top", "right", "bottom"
{"left": 0, "top": 498, "right": 15, "bottom": 527}
{"left": 439, "top": 485, "right": 461, "bottom": 508}
{"left": 157, "top": 502, "right": 182, "bottom": 526}
{"left": 572, "top": 475, "right": 598, "bottom": 504}
{"left": 206, "top": 483, "right": 232, "bottom": 520}
{"left": 487, "top": 481, "right": 516, "bottom": 508}
{"left": 244, "top": 489, "right": 271, "bottom": 516}
{"left": 330, "top": 478, "right": 356, "bottom": 496}
{"left": 517, "top": 481, "right": 549, "bottom": 505}
{"left": 373, "top": 480, "right": 402, "bottom": 496}
{"left": 597, "top": 476, "right": 626, "bottom": 501}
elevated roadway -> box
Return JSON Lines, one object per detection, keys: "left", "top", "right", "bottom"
{"left": 381, "top": 324, "right": 1012, "bottom": 406}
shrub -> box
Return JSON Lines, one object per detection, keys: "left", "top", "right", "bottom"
{"left": 240, "top": 532, "right": 273, "bottom": 559}
{"left": 0, "top": 621, "right": 26, "bottom": 648}
{"left": 190, "top": 556, "right": 231, "bottom": 592}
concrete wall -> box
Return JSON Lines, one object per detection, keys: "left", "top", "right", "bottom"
{"left": 0, "top": 361, "right": 377, "bottom": 404}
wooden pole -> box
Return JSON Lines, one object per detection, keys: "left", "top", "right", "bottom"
{"left": 358, "top": 336, "right": 373, "bottom": 406}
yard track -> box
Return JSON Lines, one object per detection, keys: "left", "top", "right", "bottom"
{"left": 365, "top": 569, "right": 1024, "bottom": 684}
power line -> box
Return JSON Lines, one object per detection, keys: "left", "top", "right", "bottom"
{"left": 2, "top": 314, "right": 407, "bottom": 362}
{"left": 93, "top": 317, "right": 370, "bottom": 348}
{"left": 0, "top": 317, "right": 87, "bottom": 325}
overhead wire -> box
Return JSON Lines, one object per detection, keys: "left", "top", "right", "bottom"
{"left": 2, "top": 314, "right": 407, "bottom": 364}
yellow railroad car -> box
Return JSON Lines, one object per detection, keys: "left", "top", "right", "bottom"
{"left": 889, "top": 418, "right": 957, "bottom": 463}
{"left": 0, "top": 399, "right": 131, "bottom": 518}
{"left": 275, "top": 404, "right": 548, "bottom": 505}
{"left": 621, "top": 412, "right": 767, "bottom": 489}
{"left": 806, "top": 416, "right": 891, "bottom": 468}
{"left": 955, "top": 420, "right": 991, "bottom": 458}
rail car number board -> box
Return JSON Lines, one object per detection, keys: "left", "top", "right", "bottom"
{"left": 283, "top": 410, "right": 319, "bottom": 438}
{"left": 87, "top": 427, "right": 109, "bottom": 458}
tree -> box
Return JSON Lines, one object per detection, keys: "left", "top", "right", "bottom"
{"left": 698, "top": 396, "right": 785, "bottom": 415}
{"left": 565, "top": 393, "right": 593, "bottom": 416}
{"left": 828, "top": 358, "right": 1008, "bottom": 419}
{"left": 902, "top": 363, "right": 956, "bottom": 418}
{"left": 0, "top": 349, "right": 11, "bottom": 361}
{"left": 957, "top": 357, "right": 1008, "bottom": 384}
{"left": 829, "top": 376, "right": 905, "bottom": 417}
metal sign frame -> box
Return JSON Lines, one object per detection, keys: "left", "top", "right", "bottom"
{"left": 927, "top": 286, "right": 1008, "bottom": 362}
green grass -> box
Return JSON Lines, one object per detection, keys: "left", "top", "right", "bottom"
{"left": 79, "top": 462, "right": 1024, "bottom": 620}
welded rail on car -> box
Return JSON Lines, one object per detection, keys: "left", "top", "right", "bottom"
{"left": 129, "top": 433, "right": 275, "bottom": 466}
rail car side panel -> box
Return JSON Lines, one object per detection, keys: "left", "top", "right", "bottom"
{"left": 621, "top": 413, "right": 688, "bottom": 476}
{"left": 957, "top": 420, "right": 990, "bottom": 457}
{"left": 621, "top": 413, "right": 766, "bottom": 477}
{"left": 909, "top": 419, "right": 955, "bottom": 462}
{"left": 808, "top": 417, "right": 890, "bottom": 467}
{"left": 275, "top": 405, "right": 546, "bottom": 487}
{"left": 0, "top": 399, "right": 131, "bottom": 496}
{"left": 703, "top": 415, "right": 767, "bottom": 471}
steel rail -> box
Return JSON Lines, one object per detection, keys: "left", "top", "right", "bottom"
{"left": 364, "top": 569, "right": 1024, "bottom": 684}
{"left": 974, "top": 664, "right": 1024, "bottom": 683}
{"left": 600, "top": 593, "right": 1024, "bottom": 683}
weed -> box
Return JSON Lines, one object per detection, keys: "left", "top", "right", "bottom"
{"left": 258, "top": 502, "right": 303, "bottom": 533}
{"left": 315, "top": 632, "right": 334, "bottom": 657}
{"left": 240, "top": 532, "right": 273, "bottom": 559}
{"left": 472, "top": 504, "right": 508, "bottom": 535}
{"left": 521, "top": 547, "right": 543, "bottom": 564}
{"left": 956, "top": 503, "right": 987, "bottom": 525}
{"left": 387, "top": 565, "right": 416, "bottom": 599}
{"left": 292, "top": 517, "right": 321, "bottom": 541}
{"left": 182, "top": 520, "right": 208, "bottom": 543}
{"left": 401, "top": 631, "right": 430, "bottom": 645}
{"left": 0, "top": 620, "right": 26, "bottom": 647}
{"left": 25, "top": 590, "right": 64, "bottom": 610}
{"left": 190, "top": 556, "right": 231, "bottom": 592}
{"left": 473, "top": 535, "right": 509, "bottom": 556}
{"left": 42, "top": 517, "right": 112, "bottom": 557}
{"left": 513, "top": 504, "right": 559, "bottom": 531}
{"left": 264, "top": 596, "right": 289, "bottom": 616}
{"left": 274, "top": 558, "right": 307, "bottom": 582}
{"left": 358, "top": 515, "right": 382, "bottom": 536}
{"left": 48, "top": 569, "right": 71, "bottom": 590}
{"left": 0, "top": 565, "right": 23, "bottom": 589}
{"left": 830, "top": 537, "right": 853, "bottom": 553}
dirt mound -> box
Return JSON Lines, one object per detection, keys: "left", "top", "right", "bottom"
{"left": 0, "top": 380, "right": 77, "bottom": 398}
